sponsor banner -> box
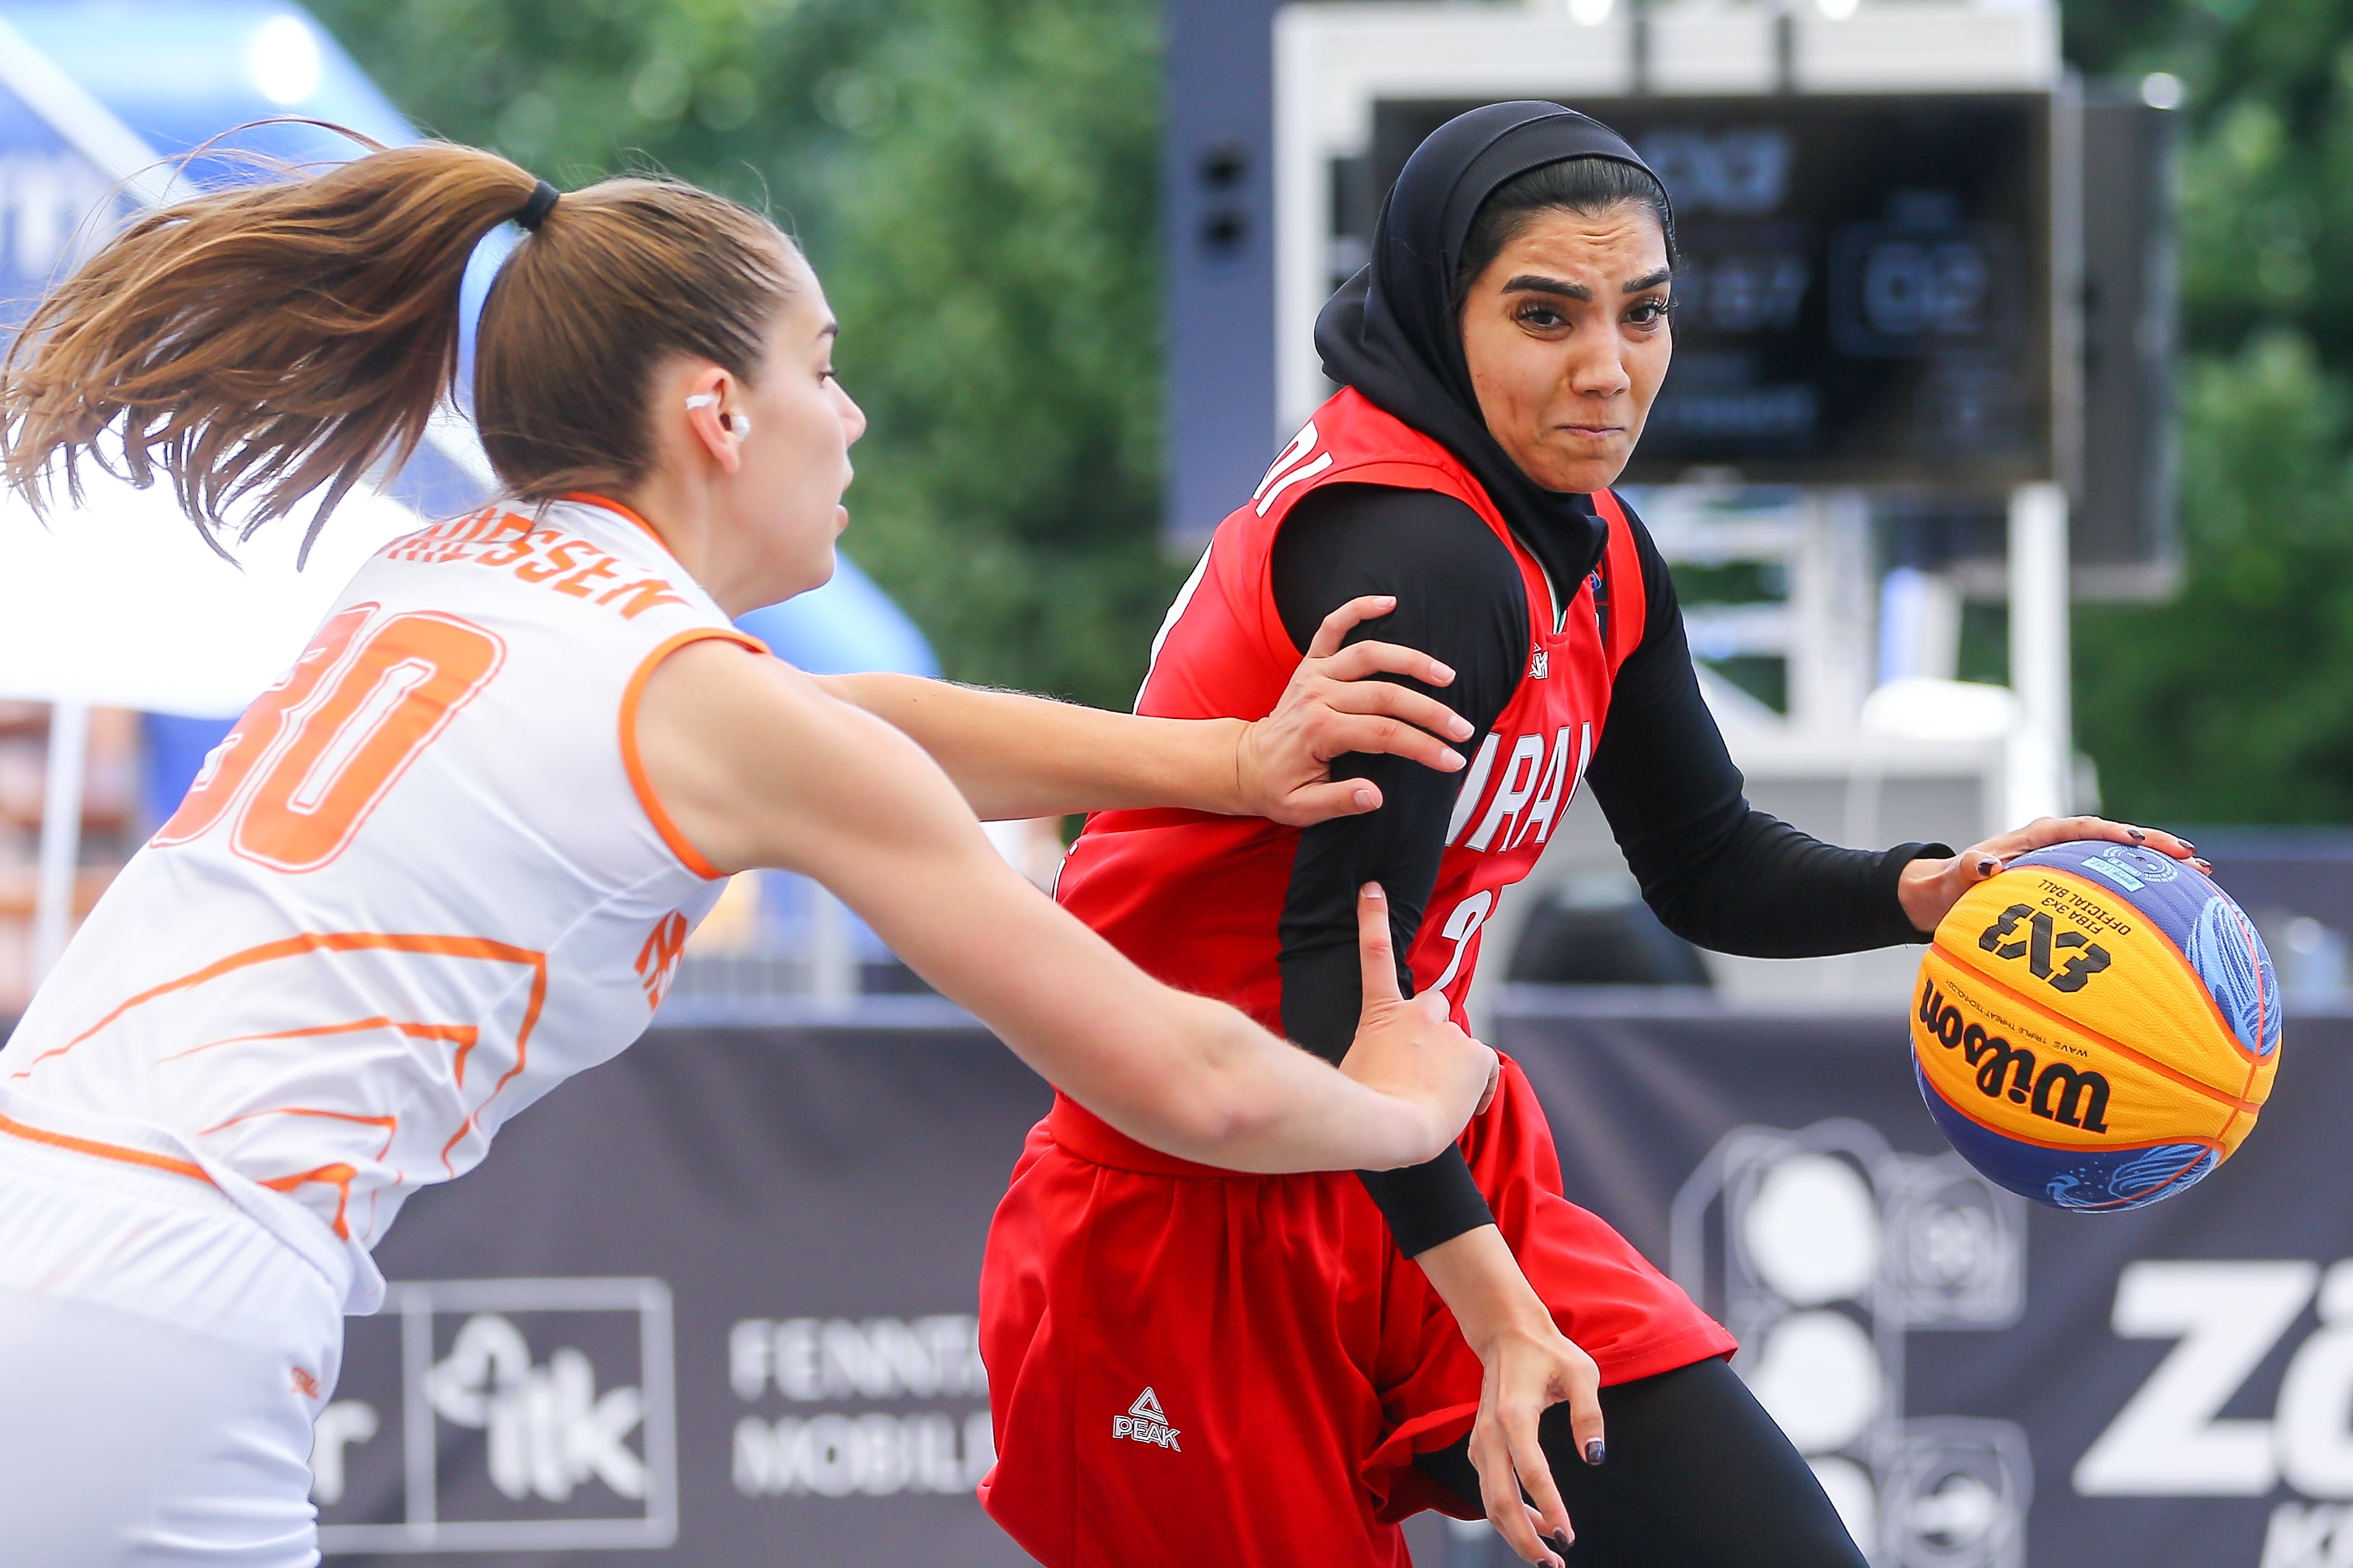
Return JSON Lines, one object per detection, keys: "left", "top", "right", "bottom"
{"left": 1499, "top": 992, "right": 2353, "bottom": 1568}
{"left": 322, "top": 1021, "right": 1043, "bottom": 1567}
{"left": 70, "top": 994, "right": 2320, "bottom": 1564}
{"left": 318, "top": 1277, "right": 679, "bottom": 1554}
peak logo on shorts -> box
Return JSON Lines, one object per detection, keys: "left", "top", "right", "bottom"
{"left": 1112, "top": 1386, "right": 1180, "bottom": 1451}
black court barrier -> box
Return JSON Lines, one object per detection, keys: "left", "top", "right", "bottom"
{"left": 6, "top": 999, "right": 2352, "bottom": 1566}
{"left": 1501, "top": 990, "right": 2353, "bottom": 1568}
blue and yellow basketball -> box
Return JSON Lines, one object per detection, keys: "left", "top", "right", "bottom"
{"left": 1911, "top": 841, "right": 2281, "bottom": 1212}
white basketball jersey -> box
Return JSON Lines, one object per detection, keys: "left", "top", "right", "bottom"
{"left": 0, "top": 495, "right": 759, "bottom": 1313}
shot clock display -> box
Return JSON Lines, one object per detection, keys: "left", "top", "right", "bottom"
{"left": 1366, "top": 95, "right": 2056, "bottom": 486}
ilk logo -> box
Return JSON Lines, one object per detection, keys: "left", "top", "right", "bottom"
{"left": 1113, "top": 1387, "right": 1181, "bottom": 1451}
{"left": 312, "top": 1277, "right": 677, "bottom": 1554}
{"left": 424, "top": 1314, "right": 650, "bottom": 1504}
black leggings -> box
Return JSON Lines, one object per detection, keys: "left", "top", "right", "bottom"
{"left": 1413, "top": 1357, "right": 1869, "bottom": 1567}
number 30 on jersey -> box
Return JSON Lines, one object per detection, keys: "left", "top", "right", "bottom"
{"left": 155, "top": 604, "right": 506, "bottom": 873}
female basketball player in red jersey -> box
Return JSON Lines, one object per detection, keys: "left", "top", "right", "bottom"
{"left": 977, "top": 102, "right": 2198, "bottom": 1567}
{"left": 0, "top": 140, "right": 1499, "bottom": 1561}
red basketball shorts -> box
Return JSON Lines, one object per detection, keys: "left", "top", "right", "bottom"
{"left": 975, "top": 1055, "right": 1737, "bottom": 1567}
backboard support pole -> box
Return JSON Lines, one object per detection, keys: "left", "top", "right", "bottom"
{"left": 32, "top": 699, "right": 89, "bottom": 985}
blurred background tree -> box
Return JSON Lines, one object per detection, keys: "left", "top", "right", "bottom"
{"left": 308, "top": 0, "right": 2353, "bottom": 823}
{"left": 2066, "top": 0, "right": 2353, "bottom": 822}
{"left": 306, "top": 0, "right": 1174, "bottom": 712}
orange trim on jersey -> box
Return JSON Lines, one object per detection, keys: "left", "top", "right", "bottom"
{"left": 619, "top": 628, "right": 767, "bottom": 880}
{"left": 156, "top": 1017, "right": 479, "bottom": 1076}
{"left": 17, "top": 932, "right": 547, "bottom": 1182}
{"left": 202, "top": 1109, "right": 399, "bottom": 1242}
{"left": 258, "top": 1162, "right": 363, "bottom": 1239}
{"left": 198, "top": 1105, "right": 398, "bottom": 1145}
{"left": 0, "top": 1109, "right": 214, "bottom": 1186}
{"left": 17, "top": 933, "right": 544, "bottom": 1076}
{"left": 1926, "top": 940, "right": 2262, "bottom": 1115}
{"left": 560, "top": 491, "right": 667, "bottom": 547}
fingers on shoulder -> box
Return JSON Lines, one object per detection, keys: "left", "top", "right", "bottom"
{"left": 1321, "top": 638, "right": 1450, "bottom": 688}
{"left": 1308, "top": 594, "right": 1397, "bottom": 656}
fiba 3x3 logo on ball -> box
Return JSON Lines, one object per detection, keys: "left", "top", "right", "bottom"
{"left": 1911, "top": 841, "right": 2283, "bottom": 1213}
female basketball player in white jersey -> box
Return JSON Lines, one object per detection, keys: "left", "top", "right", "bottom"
{"left": 0, "top": 143, "right": 1499, "bottom": 1563}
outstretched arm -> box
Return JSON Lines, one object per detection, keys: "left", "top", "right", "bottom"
{"left": 813, "top": 597, "right": 1470, "bottom": 824}
{"left": 1586, "top": 507, "right": 2196, "bottom": 946}
{"left": 631, "top": 635, "right": 1497, "bottom": 1176}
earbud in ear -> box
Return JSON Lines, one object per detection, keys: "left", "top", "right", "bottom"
{"left": 685, "top": 392, "right": 750, "bottom": 443}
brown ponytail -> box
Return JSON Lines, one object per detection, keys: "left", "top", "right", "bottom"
{"left": 1, "top": 131, "right": 794, "bottom": 555}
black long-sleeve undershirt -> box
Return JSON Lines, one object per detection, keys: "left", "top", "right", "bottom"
{"left": 1271, "top": 483, "right": 1945, "bottom": 1258}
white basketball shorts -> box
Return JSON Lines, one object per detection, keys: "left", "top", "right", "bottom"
{"left": 0, "top": 1123, "right": 343, "bottom": 1567}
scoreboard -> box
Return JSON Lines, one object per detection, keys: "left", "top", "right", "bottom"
{"left": 1367, "top": 94, "right": 2058, "bottom": 488}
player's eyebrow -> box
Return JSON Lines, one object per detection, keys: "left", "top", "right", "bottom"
{"left": 1624, "top": 267, "right": 1673, "bottom": 293}
{"left": 1500, "top": 274, "right": 1589, "bottom": 300}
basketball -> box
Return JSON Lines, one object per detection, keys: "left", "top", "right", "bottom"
{"left": 1911, "top": 840, "right": 2281, "bottom": 1213}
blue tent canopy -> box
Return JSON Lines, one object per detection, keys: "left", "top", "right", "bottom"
{"left": 1, "top": 1, "right": 413, "bottom": 167}
{"left": 1, "top": 1, "right": 939, "bottom": 814}
{"left": 736, "top": 557, "right": 943, "bottom": 679}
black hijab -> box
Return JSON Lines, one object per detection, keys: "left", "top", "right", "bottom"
{"left": 1316, "top": 101, "right": 1668, "bottom": 578}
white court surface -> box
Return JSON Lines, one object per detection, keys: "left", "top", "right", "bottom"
{"left": 0, "top": 466, "right": 426, "bottom": 717}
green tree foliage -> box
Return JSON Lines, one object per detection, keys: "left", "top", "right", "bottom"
{"left": 2076, "top": 334, "right": 2353, "bottom": 818}
{"left": 305, "top": 0, "right": 1174, "bottom": 709}
{"left": 306, "top": 0, "right": 2353, "bottom": 811}
{"left": 2066, "top": 0, "right": 2353, "bottom": 820}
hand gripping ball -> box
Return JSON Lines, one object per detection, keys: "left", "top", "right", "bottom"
{"left": 1911, "top": 841, "right": 2281, "bottom": 1212}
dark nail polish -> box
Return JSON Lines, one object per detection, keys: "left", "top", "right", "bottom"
{"left": 2128, "top": 827, "right": 2147, "bottom": 843}
{"left": 1551, "top": 1530, "right": 1575, "bottom": 1554}
{"left": 1584, "top": 1438, "right": 1606, "bottom": 1466}
{"left": 2181, "top": 839, "right": 2198, "bottom": 853}
{"left": 1977, "top": 858, "right": 1998, "bottom": 877}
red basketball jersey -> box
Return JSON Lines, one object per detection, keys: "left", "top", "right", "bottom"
{"left": 1057, "top": 388, "right": 1648, "bottom": 1029}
